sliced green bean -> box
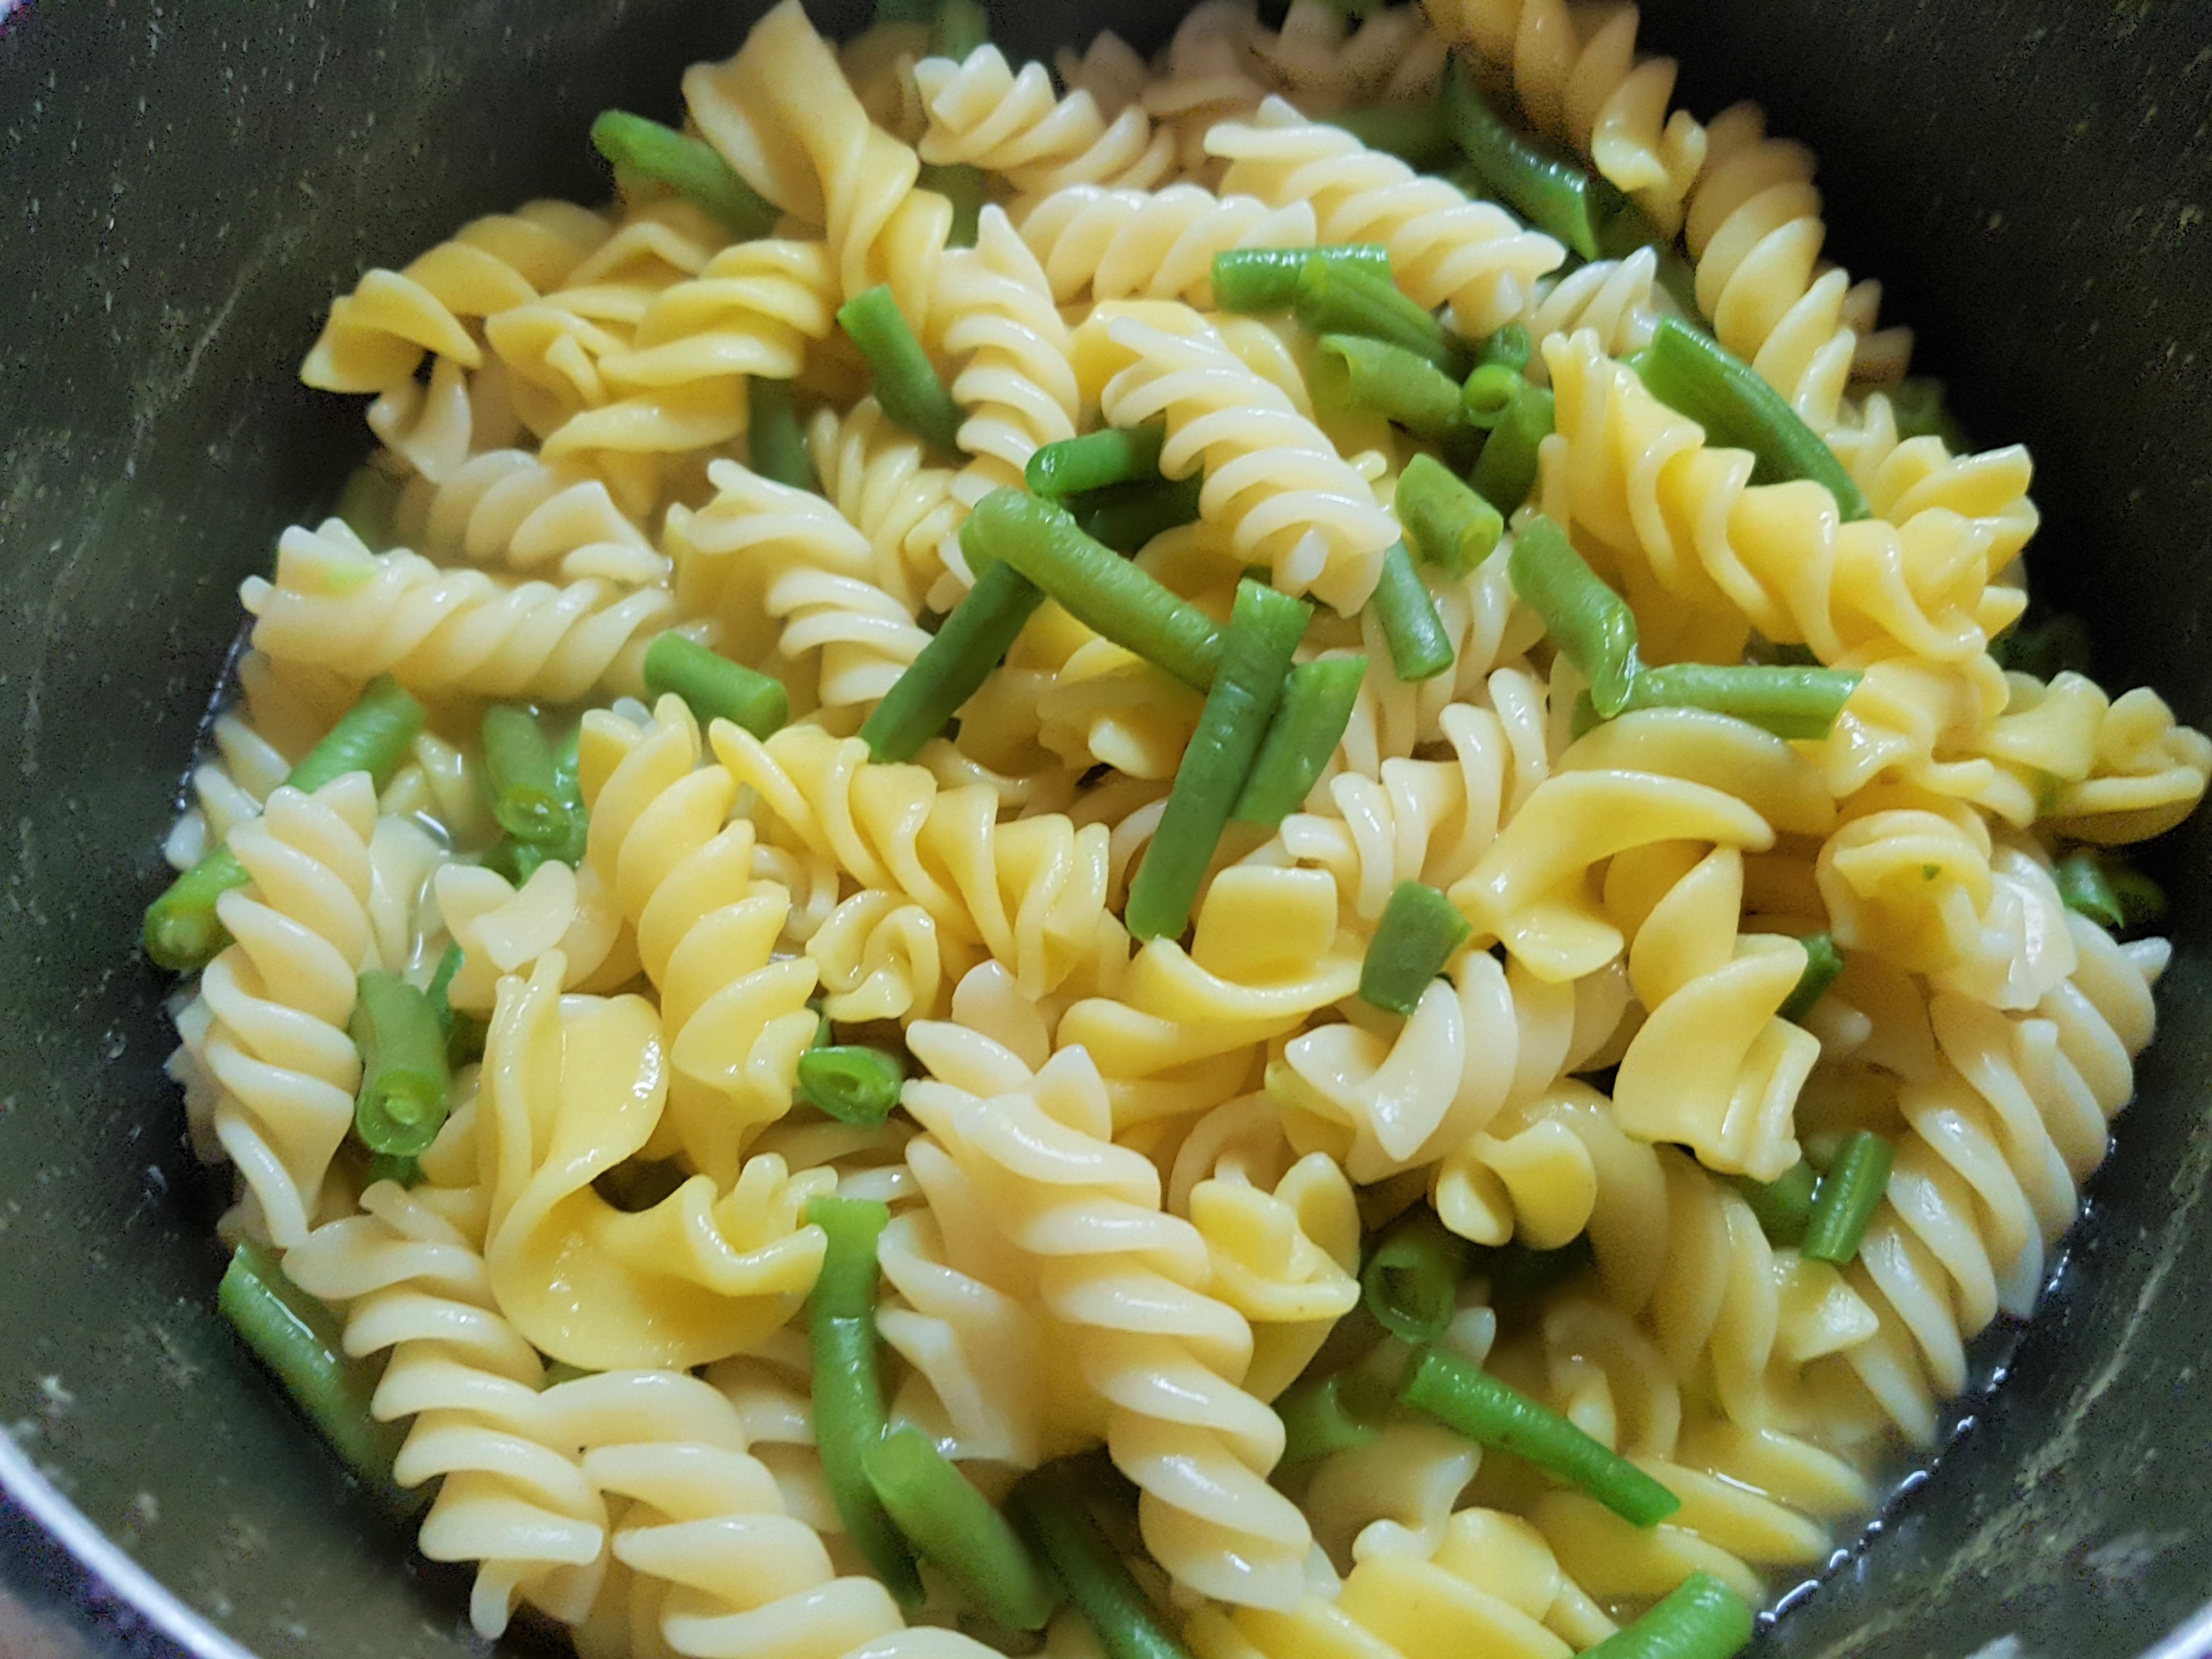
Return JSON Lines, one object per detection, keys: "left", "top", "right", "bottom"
{"left": 1616, "top": 662, "right": 1863, "bottom": 740}
{"left": 839, "top": 284, "right": 966, "bottom": 453}
{"left": 1074, "top": 472, "right": 1205, "bottom": 554}
{"left": 1278, "top": 1369, "right": 1397, "bottom": 1466}
{"left": 864, "top": 1426, "right": 1058, "bottom": 1630}
{"left": 1322, "top": 99, "right": 1453, "bottom": 165}
{"left": 968, "top": 488, "right": 1224, "bottom": 692}
{"left": 1313, "top": 334, "right": 1466, "bottom": 442}
{"left": 1368, "top": 541, "right": 1455, "bottom": 682}
{"left": 1460, "top": 363, "right": 1523, "bottom": 430}
{"left": 1029, "top": 425, "right": 1166, "bottom": 499}
{"left": 1630, "top": 316, "right": 1871, "bottom": 520}
{"left": 1507, "top": 516, "right": 1638, "bottom": 716}
{"left": 748, "top": 376, "right": 817, "bottom": 491}
{"left": 929, "top": 0, "right": 990, "bottom": 60}
{"left": 807, "top": 1196, "right": 924, "bottom": 1606}
{"left": 144, "top": 676, "right": 426, "bottom": 972}
{"left": 2055, "top": 849, "right": 2124, "bottom": 930}
{"left": 1012, "top": 1462, "right": 1195, "bottom": 1659}
{"left": 1295, "top": 256, "right": 1468, "bottom": 377}
{"left": 1362, "top": 1200, "right": 1471, "bottom": 1342}
{"left": 917, "top": 162, "right": 988, "bottom": 249}
{"left": 365, "top": 1152, "right": 423, "bottom": 1189}
{"left": 1578, "top": 1570, "right": 1754, "bottom": 1659}
{"left": 642, "top": 632, "right": 789, "bottom": 739}
{"left": 1779, "top": 932, "right": 1844, "bottom": 1025}
{"left": 1127, "top": 579, "right": 1308, "bottom": 940}
{"left": 2106, "top": 859, "right": 2169, "bottom": 929}
{"left": 590, "top": 110, "right": 780, "bottom": 239}
{"left": 1442, "top": 57, "right": 1621, "bottom": 261}
{"left": 1468, "top": 377, "right": 1554, "bottom": 514}
{"left": 1889, "top": 376, "right": 1972, "bottom": 453}
{"left": 350, "top": 970, "right": 452, "bottom": 1159}
{"left": 479, "top": 704, "right": 570, "bottom": 847}
{"left": 1729, "top": 1160, "right": 1818, "bottom": 1249}
{"left": 1802, "top": 1131, "right": 1893, "bottom": 1266}
{"left": 1474, "top": 322, "right": 1532, "bottom": 376}
{"left": 1401, "top": 1348, "right": 1682, "bottom": 1527}
{"left": 861, "top": 555, "right": 1046, "bottom": 762}
{"left": 1232, "top": 656, "right": 1368, "bottom": 827}
{"left": 1396, "top": 452, "right": 1503, "bottom": 578}
{"left": 797, "top": 1045, "right": 906, "bottom": 1127}
{"left": 1211, "top": 244, "right": 1392, "bottom": 313}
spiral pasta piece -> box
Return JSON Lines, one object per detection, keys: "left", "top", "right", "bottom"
{"left": 915, "top": 44, "right": 1176, "bottom": 194}
{"left": 394, "top": 447, "right": 668, "bottom": 587}
{"left": 242, "top": 518, "right": 676, "bottom": 703}
{"left": 1015, "top": 182, "right": 1316, "bottom": 307}
{"left": 1248, "top": 0, "right": 1447, "bottom": 114}
{"left": 809, "top": 398, "right": 967, "bottom": 611}
{"left": 938, "top": 205, "right": 1081, "bottom": 501}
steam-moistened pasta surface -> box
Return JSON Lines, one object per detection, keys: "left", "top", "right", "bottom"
{"left": 151, "top": 2, "right": 2209, "bottom": 1654}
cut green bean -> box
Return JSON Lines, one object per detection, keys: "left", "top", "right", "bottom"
{"left": 806, "top": 1196, "right": 924, "bottom": 1606}
{"left": 1232, "top": 656, "right": 1369, "bottom": 827}
{"left": 1802, "top": 1131, "right": 1893, "bottom": 1266}
{"left": 748, "top": 376, "right": 817, "bottom": 491}
{"left": 219, "top": 1241, "right": 409, "bottom": 1496}
{"left": 929, "top": 0, "right": 990, "bottom": 60}
{"left": 481, "top": 835, "right": 555, "bottom": 887}
{"left": 1313, "top": 334, "right": 1466, "bottom": 442}
{"left": 1278, "top": 1369, "right": 1397, "bottom": 1466}
{"left": 864, "top": 1425, "right": 1058, "bottom": 1630}
{"left": 1578, "top": 1570, "right": 1754, "bottom": 1659}
{"left": 968, "top": 489, "right": 1224, "bottom": 692}
{"left": 839, "top": 284, "right": 966, "bottom": 453}
{"left": 1322, "top": 99, "right": 1453, "bottom": 164}
{"left": 334, "top": 465, "right": 402, "bottom": 551}
{"left": 1631, "top": 316, "right": 1871, "bottom": 521}
{"left": 1211, "top": 244, "right": 1392, "bottom": 313}
{"left": 797, "top": 1045, "right": 906, "bottom": 1127}
{"left": 1616, "top": 662, "right": 1863, "bottom": 740}
{"left": 2055, "top": 849, "right": 2124, "bottom": 930}
{"left": 1401, "top": 1348, "right": 1682, "bottom": 1527}
{"left": 479, "top": 704, "right": 571, "bottom": 847}
{"left": 1396, "top": 452, "right": 1504, "bottom": 578}
{"left": 1442, "top": 57, "right": 1620, "bottom": 261}
{"left": 365, "top": 1152, "right": 422, "bottom": 1189}
{"left": 1362, "top": 1200, "right": 1472, "bottom": 1342}
{"left": 1029, "top": 424, "right": 1167, "bottom": 499}
{"left": 425, "top": 943, "right": 463, "bottom": 1040}
{"left": 1779, "top": 932, "right": 1844, "bottom": 1025}
{"left": 1474, "top": 322, "right": 1532, "bottom": 376}
{"left": 590, "top": 110, "right": 779, "bottom": 239}
{"left": 876, "top": 0, "right": 935, "bottom": 21}
{"left": 351, "top": 970, "right": 452, "bottom": 1159}
{"left": 861, "top": 556, "right": 1046, "bottom": 762}
{"left": 918, "top": 162, "right": 988, "bottom": 249}
{"left": 1074, "top": 472, "right": 1205, "bottom": 554}
{"left": 2106, "top": 859, "right": 2168, "bottom": 929}
{"left": 1483, "top": 1234, "right": 1597, "bottom": 1317}
{"left": 1468, "top": 377, "right": 1554, "bottom": 514}
{"left": 1729, "top": 1160, "right": 1818, "bottom": 1249}
{"left": 1889, "top": 376, "right": 1972, "bottom": 453}
{"left": 1369, "top": 542, "right": 1456, "bottom": 682}
{"left": 1460, "top": 362, "right": 1523, "bottom": 429}
{"left": 642, "top": 632, "right": 789, "bottom": 739}
{"left": 1012, "top": 1463, "right": 1195, "bottom": 1659}
{"left": 144, "top": 676, "right": 426, "bottom": 973}
{"left": 1127, "top": 579, "right": 1308, "bottom": 940}
{"left": 1508, "top": 516, "right": 1638, "bottom": 716}
{"left": 1295, "top": 256, "right": 1468, "bottom": 377}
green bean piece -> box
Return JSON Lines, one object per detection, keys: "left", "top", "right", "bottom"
{"left": 1369, "top": 542, "right": 1456, "bottom": 683}
{"left": 1074, "top": 472, "right": 1205, "bottom": 554}
{"left": 1474, "top": 322, "right": 1532, "bottom": 376}
{"left": 838, "top": 284, "right": 966, "bottom": 453}
{"left": 1012, "top": 1463, "right": 1195, "bottom": 1659}
{"left": 1630, "top": 316, "right": 1871, "bottom": 521}
{"left": 1127, "top": 579, "right": 1308, "bottom": 940}
{"left": 1232, "top": 656, "right": 1369, "bottom": 827}
{"left": 1483, "top": 1234, "right": 1597, "bottom": 1319}
{"left": 1362, "top": 1200, "right": 1472, "bottom": 1342}
{"left": 1801, "top": 1132, "right": 1893, "bottom": 1266}
{"left": 334, "top": 465, "right": 402, "bottom": 551}
{"left": 1359, "top": 881, "right": 1473, "bottom": 1015}
{"left": 1210, "top": 244, "right": 1392, "bottom": 313}
{"left": 144, "top": 676, "right": 426, "bottom": 972}
{"left": 1401, "top": 1348, "right": 1682, "bottom": 1527}
{"left": 1592, "top": 198, "right": 1701, "bottom": 313}
{"left": 1468, "top": 377, "right": 1554, "bottom": 515}
{"left": 481, "top": 835, "right": 554, "bottom": 887}
{"left": 1456, "top": 365, "right": 1517, "bottom": 431}
{"left": 1578, "top": 1570, "right": 1755, "bottom": 1659}
{"left": 1729, "top": 1160, "right": 1818, "bottom": 1249}
{"left": 1396, "top": 452, "right": 1504, "bottom": 578}
{"left": 479, "top": 705, "right": 571, "bottom": 847}
{"left": 424, "top": 942, "right": 464, "bottom": 1036}
{"left": 1617, "top": 662, "right": 1863, "bottom": 740}
{"left": 2106, "top": 859, "right": 2169, "bottom": 929}
{"left": 2055, "top": 849, "right": 2125, "bottom": 930}
{"left": 219, "top": 1242, "right": 409, "bottom": 1496}
{"left": 864, "top": 1426, "right": 1058, "bottom": 1630}
{"left": 1278, "top": 1369, "right": 1397, "bottom": 1466}
{"left": 589, "top": 110, "right": 779, "bottom": 239}
{"left": 861, "top": 556, "right": 1045, "bottom": 762}
{"left": 929, "top": 0, "right": 990, "bottom": 59}
{"left": 1776, "top": 932, "right": 1844, "bottom": 1026}
{"left": 1322, "top": 99, "right": 1453, "bottom": 165}
{"left": 806, "top": 1196, "right": 924, "bottom": 1606}
{"left": 968, "top": 489, "right": 1225, "bottom": 692}
{"left": 349, "top": 970, "right": 452, "bottom": 1159}
{"left": 1888, "top": 376, "right": 1973, "bottom": 453}
{"left": 1442, "top": 58, "right": 1618, "bottom": 259}
{"left": 918, "top": 162, "right": 988, "bottom": 249}
{"left": 1294, "top": 256, "right": 1468, "bottom": 377}
{"left": 365, "top": 1152, "right": 423, "bottom": 1189}
{"left": 748, "top": 376, "right": 817, "bottom": 491}
{"left": 876, "top": 0, "right": 935, "bottom": 22}
{"left": 797, "top": 1045, "right": 906, "bottom": 1127}
{"left": 642, "top": 632, "right": 790, "bottom": 739}
{"left": 1313, "top": 334, "right": 1467, "bottom": 442}
{"left": 1507, "top": 516, "right": 1638, "bottom": 716}
{"left": 1028, "top": 424, "right": 1167, "bottom": 499}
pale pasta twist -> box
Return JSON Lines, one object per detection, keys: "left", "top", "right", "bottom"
{"left": 809, "top": 398, "right": 967, "bottom": 612}
{"left": 1014, "top": 182, "right": 1316, "bottom": 308}
{"left": 394, "top": 447, "right": 668, "bottom": 587}
{"left": 1248, "top": 0, "right": 1447, "bottom": 114}
{"left": 915, "top": 44, "right": 1176, "bottom": 193}
{"left": 938, "top": 205, "right": 1081, "bottom": 502}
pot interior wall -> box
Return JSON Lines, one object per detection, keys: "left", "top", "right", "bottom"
{"left": 1, "top": 1, "right": 2207, "bottom": 1655}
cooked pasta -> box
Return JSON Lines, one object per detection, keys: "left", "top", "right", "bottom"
{"left": 150, "top": 3, "right": 2208, "bottom": 1655}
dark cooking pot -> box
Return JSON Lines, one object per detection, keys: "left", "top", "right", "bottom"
{"left": 2, "top": 0, "right": 2210, "bottom": 1654}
